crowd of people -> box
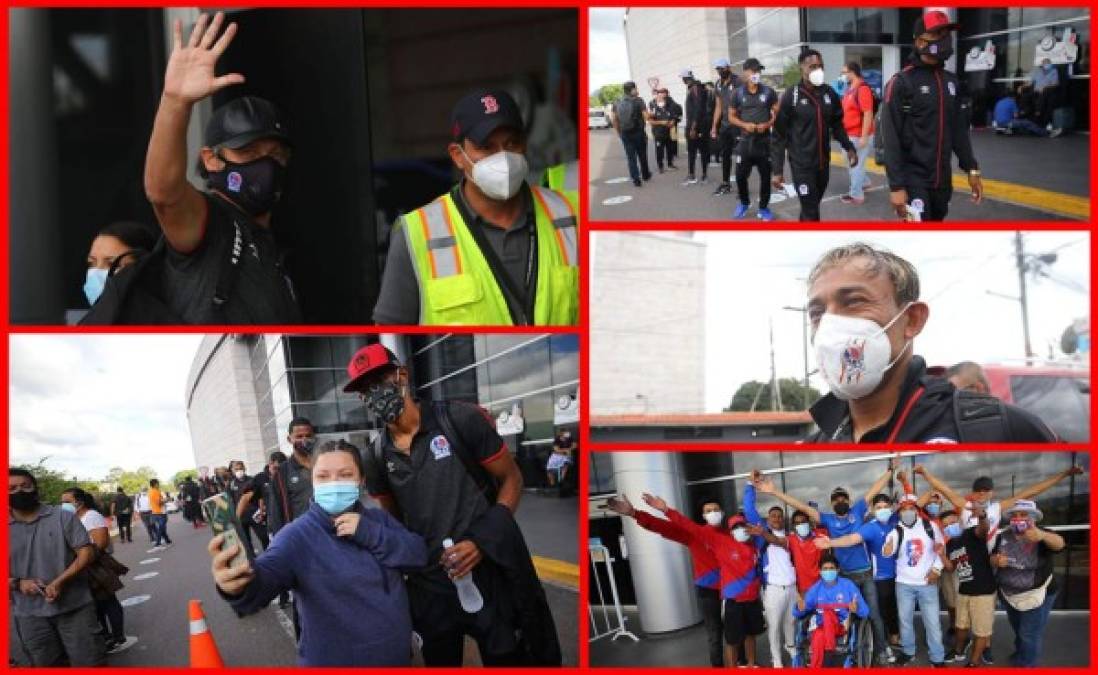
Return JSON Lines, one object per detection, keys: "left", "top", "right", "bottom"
{"left": 608, "top": 11, "right": 987, "bottom": 222}
{"left": 992, "top": 58, "right": 1068, "bottom": 138}
{"left": 608, "top": 458, "right": 1082, "bottom": 668}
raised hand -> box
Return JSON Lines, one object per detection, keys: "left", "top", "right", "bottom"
{"left": 605, "top": 495, "right": 636, "bottom": 517}
{"left": 813, "top": 536, "right": 831, "bottom": 550}
{"left": 641, "top": 493, "right": 669, "bottom": 513}
{"left": 163, "top": 12, "right": 245, "bottom": 104}
{"left": 755, "top": 475, "right": 776, "bottom": 494}
{"left": 913, "top": 464, "right": 927, "bottom": 476}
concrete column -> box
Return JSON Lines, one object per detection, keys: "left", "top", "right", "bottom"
{"left": 610, "top": 452, "right": 700, "bottom": 633}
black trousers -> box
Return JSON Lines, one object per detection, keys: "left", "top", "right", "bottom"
{"left": 875, "top": 579, "right": 899, "bottom": 638}
{"left": 718, "top": 126, "right": 738, "bottom": 183}
{"left": 735, "top": 152, "right": 772, "bottom": 208}
{"left": 242, "top": 518, "right": 270, "bottom": 558}
{"left": 687, "top": 135, "right": 710, "bottom": 178}
{"left": 94, "top": 594, "right": 124, "bottom": 642}
{"left": 410, "top": 579, "right": 526, "bottom": 666}
{"left": 907, "top": 184, "right": 954, "bottom": 222}
{"left": 698, "top": 586, "right": 724, "bottom": 667}
{"left": 790, "top": 167, "right": 830, "bottom": 221}
{"left": 654, "top": 136, "right": 675, "bottom": 169}
{"left": 116, "top": 513, "right": 132, "bottom": 542}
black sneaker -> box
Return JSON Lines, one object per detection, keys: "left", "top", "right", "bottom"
{"left": 945, "top": 648, "right": 957, "bottom": 662}
{"left": 667, "top": 163, "right": 678, "bottom": 170}
{"left": 980, "top": 650, "right": 994, "bottom": 666}
{"left": 893, "top": 652, "right": 914, "bottom": 666}
{"left": 713, "top": 182, "right": 731, "bottom": 196}
{"left": 633, "top": 179, "right": 642, "bottom": 187}
{"left": 931, "top": 662, "right": 946, "bottom": 668}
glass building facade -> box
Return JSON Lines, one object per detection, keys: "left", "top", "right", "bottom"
{"left": 590, "top": 451, "right": 1090, "bottom": 609}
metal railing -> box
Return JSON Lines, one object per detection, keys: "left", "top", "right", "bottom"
{"left": 588, "top": 541, "right": 639, "bottom": 644}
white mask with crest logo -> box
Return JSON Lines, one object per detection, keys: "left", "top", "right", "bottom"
{"left": 813, "top": 303, "right": 913, "bottom": 400}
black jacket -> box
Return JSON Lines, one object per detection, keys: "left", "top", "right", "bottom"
{"left": 648, "top": 98, "right": 681, "bottom": 140}
{"left": 804, "top": 356, "right": 1059, "bottom": 443}
{"left": 880, "top": 58, "right": 979, "bottom": 190}
{"left": 772, "top": 81, "right": 855, "bottom": 174}
{"left": 467, "top": 504, "right": 562, "bottom": 666}
{"left": 684, "top": 82, "right": 715, "bottom": 136}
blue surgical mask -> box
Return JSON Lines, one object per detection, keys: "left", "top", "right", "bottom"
{"left": 926, "top": 503, "right": 941, "bottom": 516}
{"left": 61, "top": 502, "right": 77, "bottom": 514}
{"left": 945, "top": 523, "right": 962, "bottom": 538}
{"left": 821, "top": 569, "right": 839, "bottom": 583}
{"left": 795, "top": 522, "right": 811, "bottom": 538}
{"left": 313, "top": 481, "right": 360, "bottom": 515}
{"left": 732, "top": 527, "right": 750, "bottom": 543}
{"left": 84, "top": 268, "right": 108, "bottom": 306}
{"left": 875, "top": 508, "right": 892, "bottom": 524}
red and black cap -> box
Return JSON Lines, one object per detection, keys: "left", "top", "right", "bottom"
{"left": 450, "top": 88, "right": 524, "bottom": 146}
{"left": 913, "top": 10, "right": 960, "bottom": 37}
{"left": 342, "top": 344, "right": 400, "bottom": 393}
{"left": 204, "top": 96, "right": 292, "bottom": 150}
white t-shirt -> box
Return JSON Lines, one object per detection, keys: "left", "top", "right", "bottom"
{"left": 885, "top": 519, "right": 944, "bottom": 586}
{"left": 80, "top": 509, "right": 113, "bottom": 554}
{"left": 961, "top": 501, "right": 1002, "bottom": 552}
{"left": 136, "top": 494, "right": 151, "bottom": 512}
{"left": 764, "top": 530, "right": 797, "bottom": 586}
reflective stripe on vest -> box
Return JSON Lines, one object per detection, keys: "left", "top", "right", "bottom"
{"left": 418, "top": 199, "right": 462, "bottom": 279}
{"left": 530, "top": 186, "right": 578, "bottom": 267}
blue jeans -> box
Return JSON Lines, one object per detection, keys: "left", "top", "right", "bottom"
{"left": 620, "top": 129, "right": 650, "bottom": 182}
{"left": 151, "top": 514, "right": 172, "bottom": 546}
{"left": 1004, "top": 588, "right": 1057, "bottom": 667}
{"left": 896, "top": 582, "right": 945, "bottom": 663}
{"left": 843, "top": 569, "right": 887, "bottom": 657}
{"left": 846, "top": 136, "right": 874, "bottom": 199}
{"left": 1009, "top": 119, "right": 1050, "bottom": 137}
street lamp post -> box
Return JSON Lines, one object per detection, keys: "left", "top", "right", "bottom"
{"left": 783, "top": 305, "right": 810, "bottom": 410}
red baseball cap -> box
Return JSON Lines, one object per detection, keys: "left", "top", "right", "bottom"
{"left": 727, "top": 514, "right": 747, "bottom": 529}
{"left": 342, "top": 344, "right": 400, "bottom": 393}
{"left": 914, "top": 10, "right": 960, "bottom": 37}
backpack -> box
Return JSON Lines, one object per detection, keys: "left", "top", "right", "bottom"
{"left": 370, "top": 400, "right": 500, "bottom": 507}
{"left": 615, "top": 97, "right": 642, "bottom": 133}
{"left": 873, "top": 69, "right": 913, "bottom": 166}
{"left": 79, "top": 198, "right": 253, "bottom": 325}
{"left": 853, "top": 81, "right": 881, "bottom": 116}
{"left": 889, "top": 517, "right": 938, "bottom": 558}
{"left": 952, "top": 389, "right": 1010, "bottom": 442}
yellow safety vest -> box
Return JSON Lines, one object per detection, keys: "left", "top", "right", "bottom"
{"left": 400, "top": 186, "right": 578, "bottom": 326}
{"left": 544, "top": 161, "right": 579, "bottom": 213}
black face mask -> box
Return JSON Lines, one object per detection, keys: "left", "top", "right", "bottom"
{"left": 833, "top": 502, "right": 851, "bottom": 516}
{"left": 717, "top": 68, "right": 731, "bottom": 80}
{"left": 10, "top": 489, "right": 40, "bottom": 511}
{"left": 364, "top": 381, "right": 406, "bottom": 424}
{"left": 292, "top": 437, "right": 317, "bottom": 456}
{"left": 207, "top": 154, "right": 286, "bottom": 216}
{"left": 917, "top": 36, "right": 954, "bottom": 63}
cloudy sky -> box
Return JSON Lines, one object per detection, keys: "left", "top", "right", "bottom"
{"left": 589, "top": 8, "right": 630, "bottom": 93}
{"left": 9, "top": 334, "right": 205, "bottom": 483}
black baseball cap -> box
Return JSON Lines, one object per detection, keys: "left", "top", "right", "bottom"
{"left": 204, "top": 96, "right": 291, "bottom": 150}
{"left": 450, "top": 88, "right": 524, "bottom": 146}
{"left": 913, "top": 10, "right": 960, "bottom": 37}
{"left": 743, "top": 58, "right": 765, "bottom": 72}
{"left": 972, "top": 476, "right": 994, "bottom": 492}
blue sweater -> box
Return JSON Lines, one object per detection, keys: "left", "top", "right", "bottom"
{"left": 225, "top": 502, "right": 427, "bottom": 666}
{"left": 793, "top": 577, "right": 869, "bottom": 621}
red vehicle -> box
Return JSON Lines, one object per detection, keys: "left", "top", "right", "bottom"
{"left": 980, "top": 364, "right": 1090, "bottom": 442}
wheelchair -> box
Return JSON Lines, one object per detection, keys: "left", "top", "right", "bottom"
{"left": 790, "top": 606, "right": 875, "bottom": 668}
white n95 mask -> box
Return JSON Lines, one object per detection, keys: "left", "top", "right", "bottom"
{"left": 461, "top": 147, "right": 528, "bottom": 201}
{"left": 813, "top": 303, "right": 913, "bottom": 401}
{"left": 703, "top": 511, "right": 724, "bottom": 526}
{"left": 808, "top": 69, "right": 826, "bottom": 87}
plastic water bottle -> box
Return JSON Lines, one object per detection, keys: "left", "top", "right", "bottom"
{"left": 443, "top": 538, "right": 483, "bottom": 613}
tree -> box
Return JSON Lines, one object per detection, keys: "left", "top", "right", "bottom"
{"left": 171, "top": 469, "right": 198, "bottom": 489}
{"left": 117, "top": 466, "right": 159, "bottom": 495}
{"left": 589, "top": 83, "right": 624, "bottom": 107}
{"left": 725, "top": 378, "right": 821, "bottom": 412}
{"left": 11, "top": 459, "right": 101, "bottom": 505}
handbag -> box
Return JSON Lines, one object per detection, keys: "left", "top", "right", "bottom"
{"left": 85, "top": 551, "right": 128, "bottom": 596}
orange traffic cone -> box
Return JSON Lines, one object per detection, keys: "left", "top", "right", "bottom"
{"left": 189, "top": 599, "right": 224, "bottom": 667}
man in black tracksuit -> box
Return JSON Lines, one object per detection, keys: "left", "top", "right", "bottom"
{"left": 771, "top": 49, "right": 858, "bottom": 221}
{"left": 709, "top": 58, "right": 741, "bottom": 196}
{"left": 728, "top": 58, "right": 780, "bottom": 220}
{"left": 880, "top": 10, "right": 984, "bottom": 221}
{"left": 681, "top": 69, "right": 714, "bottom": 185}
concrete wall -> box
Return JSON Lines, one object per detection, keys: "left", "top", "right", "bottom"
{"left": 591, "top": 232, "right": 705, "bottom": 414}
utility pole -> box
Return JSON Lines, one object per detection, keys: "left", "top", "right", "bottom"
{"left": 1015, "top": 232, "right": 1035, "bottom": 359}
{"left": 769, "top": 317, "right": 783, "bottom": 412}
{"left": 783, "top": 305, "right": 810, "bottom": 410}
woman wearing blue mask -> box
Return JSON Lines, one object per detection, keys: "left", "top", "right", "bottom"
{"left": 208, "top": 440, "right": 427, "bottom": 666}
{"left": 83, "top": 221, "right": 157, "bottom": 307}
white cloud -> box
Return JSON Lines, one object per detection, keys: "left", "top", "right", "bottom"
{"left": 9, "top": 334, "right": 206, "bottom": 483}
{"left": 589, "top": 8, "right": 631, "bottom": 93}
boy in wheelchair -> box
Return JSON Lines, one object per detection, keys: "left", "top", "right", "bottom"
{"left": 792, "top": 556, "right": 870, "bottom": 668}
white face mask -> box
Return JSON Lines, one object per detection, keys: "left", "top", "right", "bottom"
{"left": 732, "top": 528, "right": 750, "bottom": 543}
{"left": 460, "top": 147, "right": 528, "bottom": 201}
{"left": 813, "top": 303, "right": 913, "bottom": 401}
{"left": 703, "top": 511, "right": 724, "bottom": 526}
{"left": 808, "top": 68, "right": 826, "bottom": 87}
{"left": 234, "top": 470, "right": 245, "bottom": 480}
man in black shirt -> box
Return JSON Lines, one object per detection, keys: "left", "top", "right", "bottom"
{"left": 228, "top": 459, "right": 269, "bottom": 557}
{"left": 144, "top": 11, "right": 301, "bottom": 324}
{"left": 109, "top": 487, "right": 134, "bottom": 543}
{"left": 880, "top": 11, "right": 983, "bottom": 221}
{"left": 612, "top": 81, "right": 652, "bottom": 187}
{"left": 648, "top": 88, "right": 679, "bottom": 173}
{"left": 709, "top": 57, "right": 741, "bottom": 197}
{"left": 343, "top": 343, "right": 560, "bottom": 666}
{"left": 771, "top": 49, "right": 858, "bottom": 221}
{"left": 265, "top": 419, "right": 316, "bottom": 536}
{"left": 681, "top": 69, "right": 714, "bottom": 185}
{"left": 942, "top": 506, "right": 996, "bottom": 667}
{"left": 802, "top": 242, "right": 1058, "bottom": 443}
{"left": 729, "top": 58, "right": 780, "bottom": 221}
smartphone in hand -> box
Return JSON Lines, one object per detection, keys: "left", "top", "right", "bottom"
{"left": 202, "top": 492, "right": 254, "bottom": 568}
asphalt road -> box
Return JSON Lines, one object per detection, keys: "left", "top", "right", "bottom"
{"left": 588, "top": 128, "right": 1082, "bottom": 222}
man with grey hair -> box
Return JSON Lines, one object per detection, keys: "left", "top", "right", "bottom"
{"left": 946, "top": 361, "right": 990, "bottom": 395}
{"left": 803, "top": 242, "right": 1057, "bottom": 443}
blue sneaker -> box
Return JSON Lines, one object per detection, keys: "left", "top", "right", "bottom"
{"left": 733, "top": 204, "right": 750, "bottom": 219}
{"left": 757, "top": 208, "right": 774, "bottom": 221}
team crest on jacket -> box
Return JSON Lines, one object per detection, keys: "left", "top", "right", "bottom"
{"left": 824, "top": 94, "right": 831, "bottom": 105}
{"left": 430, "top": 435, "right": 452, "bottom": 460}
{"left": 920, "top": 85, "right": 931, "bottom": 95}
{"left": 481, "top": 95, "right": 499, "bottom": 114}
{"left": 840, "top": 339, "right": 867, "bottom": 384}
{"left": 948, "top": 82, "right": 957, "bottom": 96}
